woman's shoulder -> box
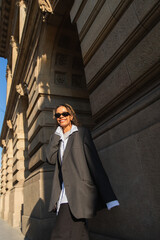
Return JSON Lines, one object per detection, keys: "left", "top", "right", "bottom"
{"left": 77, "top": 126, "right": 91, "bottom": 135}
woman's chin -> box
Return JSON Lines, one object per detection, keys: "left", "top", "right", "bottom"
{"left": 59, "top": 123, "right": 72, "bottom": 132}
{"left": 59, "top": 123, "right": 66, "bottom": 128}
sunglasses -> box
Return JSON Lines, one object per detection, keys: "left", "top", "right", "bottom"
{"left": 55, "top": 112, "right": 70, "bottom": 118}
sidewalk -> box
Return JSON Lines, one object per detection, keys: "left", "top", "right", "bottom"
{"left": 0, "top": 218, "right": 24, "bottom": 240}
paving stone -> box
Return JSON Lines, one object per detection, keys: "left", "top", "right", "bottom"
{"left": 0, "top": 218, "right": 24, "bottom": 240}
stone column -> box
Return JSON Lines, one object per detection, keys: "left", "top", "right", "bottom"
{"left": 6, "top": 137, "right": 13, "bottom": 192}
{"left": 10, "top": 36, "right": 18, "bottom": 75}
{"left": 0, "top": 171, "right": 2, "bottom": 218}
{"left": 0, "top": 142, "right": 7, "bottom": 220}
{"left": 5, "top": 122, "right": 14, "bottom": 225}
{"left": 0, "top": 146, "right": 6, "bottom": 219}
{"left": 2, "top": 127, "right": 13, "bottom": 224}
{"left": 9, "top": 83, "right": 29, "bottom": 227}
{"left": 17, "top": 0, "right": 27, "bottom": 42}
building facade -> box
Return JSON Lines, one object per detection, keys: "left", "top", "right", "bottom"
{"left": 0, "top": 0, "right": 160, "bottom": 240}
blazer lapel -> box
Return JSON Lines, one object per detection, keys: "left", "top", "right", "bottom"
{"left": 58, "top": 144, "right": 61, "bottom": 165}
{"left": 62, "top": 133, "right": 74, "bottom": 164}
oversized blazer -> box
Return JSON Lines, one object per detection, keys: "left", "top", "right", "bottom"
{"left": 46, "top": 126, "right": 117, "bottom": 219}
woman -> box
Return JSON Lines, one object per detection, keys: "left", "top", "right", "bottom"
{"left": 46, "top": 103, "right": 119, "bottom": 240}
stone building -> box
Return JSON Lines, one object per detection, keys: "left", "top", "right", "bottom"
{"left": 0, "top": 0, "right": 160, "bottom": 239}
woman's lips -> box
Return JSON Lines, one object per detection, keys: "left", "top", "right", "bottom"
{"left": 59, "top": 119, "right": 66, "bottom": 123}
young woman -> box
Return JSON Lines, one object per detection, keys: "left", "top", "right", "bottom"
{"left": 46, "top": 103, "right": 119, "bottom": 240}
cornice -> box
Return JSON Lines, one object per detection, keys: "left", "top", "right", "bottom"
{"left": 0, "top": 0, "right": 11, "bottom": 57}
{"left": 0, "top": 0, "right": 16, "bottom": 58}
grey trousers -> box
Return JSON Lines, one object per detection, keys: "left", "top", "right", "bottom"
{"left": 50, "top": 203, "right": 90, "bottom": 240}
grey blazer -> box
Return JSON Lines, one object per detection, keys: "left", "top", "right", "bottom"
{"left": 46, "top": 126, "right": 117, "bottom": 219}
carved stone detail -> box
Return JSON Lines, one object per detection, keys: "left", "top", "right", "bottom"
{"left": 2, "top": 140, "right": 6, "bottom": 147}
{"left": 54, "top": 72, "right": 67, "bottom": 86}
{"left": 6, "top": 65, "right": 12, "bottom": 80}
{"left": 38, "top": 0, "right": 53, "bottom": 13}
{"left": 10, "top": 36, "right": 18, "bottom": 51}
{"left": 55, "top": 53, "right": 68, "bottom": 66}
{"left": 16, "top": 0, "right": 27, "bottom": 7}
{"left": 16, "top": 83, "right": 28, "bottom": 96}
{"left": 7, "top": 120, "right": 13, "bottom": 129}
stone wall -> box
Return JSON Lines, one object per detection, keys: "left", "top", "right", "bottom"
{"left": 70, "top": 0, "right": 160, "bottom": 239}
{"left": 22, "top": 10, "right": 92, "bottom": 239}
{"left": 0, "top": 1, "right": 92, "bottom": 239}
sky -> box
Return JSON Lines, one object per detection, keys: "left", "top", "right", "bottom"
{"left": 0, "top": 57, "right": 7, "bottom": 166}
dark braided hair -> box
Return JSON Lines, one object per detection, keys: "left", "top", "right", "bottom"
{"left": 55, "top": 103, "right": 79, "bottom": 126}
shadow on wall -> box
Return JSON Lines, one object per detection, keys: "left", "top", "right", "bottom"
{"left": 23, "top": 198, "right": 56, "bottom": 240}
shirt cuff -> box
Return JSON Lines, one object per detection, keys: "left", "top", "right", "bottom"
{"left": 106, "top": 200, "right": 120, "bottom": 210}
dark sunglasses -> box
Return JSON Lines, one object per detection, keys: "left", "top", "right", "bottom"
{"left": 55, "top": 112, "right": 70, "bottom": 118}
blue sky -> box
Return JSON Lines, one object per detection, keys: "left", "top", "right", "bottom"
{"left": 0, "top": 57, "right": 7, "bottom": 165}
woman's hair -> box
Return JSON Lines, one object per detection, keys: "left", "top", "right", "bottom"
{"left": 55, "top": 103, "right": 79, "bottom": 126}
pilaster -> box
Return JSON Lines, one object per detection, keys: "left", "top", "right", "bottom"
{"left": 1, "top": 149, "right": 7, "bottom": 220}
{"left": 0, "top": 148, "right": 6, "bottom": 219}
{"left": 8, "top": 86, "right": 29, "bottom": 228}
{"left": 0, "top": 170, "right": 1, "bottom": 217}
{"left": 10, "top": 35, "right": 18, "bottom": 75}
{"left": 17, "top": 0, "right": 27, "bottom": 42}
{"left": 5, "top": 128, "right": 14, "bottom": 225}
{"left": 6, "top": 129, "right": 13, "bottom": 191}
{"left": 6, "top": 65, "right": 12, "bottom": 105}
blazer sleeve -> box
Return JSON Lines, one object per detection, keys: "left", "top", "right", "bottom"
{"left": 83, "top": 128, "right": 117, "bottom": 203}
{"left": 46, "top": 132, "right": 60, "bottom": 165}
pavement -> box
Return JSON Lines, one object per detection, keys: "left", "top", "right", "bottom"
{"left": 0, "top": 218, "right": 24, "bottom": 240}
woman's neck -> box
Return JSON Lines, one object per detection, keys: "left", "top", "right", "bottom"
{"left": 62, "top": 124, "right": 72, "bottom": 133}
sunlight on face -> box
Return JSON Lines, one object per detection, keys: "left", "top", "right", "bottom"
{"left": 56, "top": 106, "right": 73, "bottom": 133}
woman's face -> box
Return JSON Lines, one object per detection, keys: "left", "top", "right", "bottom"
{"left": 55, "top": 106, "right": 73, "bottom": 133}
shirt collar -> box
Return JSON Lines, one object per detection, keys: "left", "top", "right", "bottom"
{"left": 55, "top": 124, "right": 78, "bottom": 140}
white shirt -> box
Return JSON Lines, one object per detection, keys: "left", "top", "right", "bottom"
{"left": 55, "top": 125, "right": 78, "bottom": 213}
{"left": 55, "top": 125, "right": 119, "bottom": 213}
